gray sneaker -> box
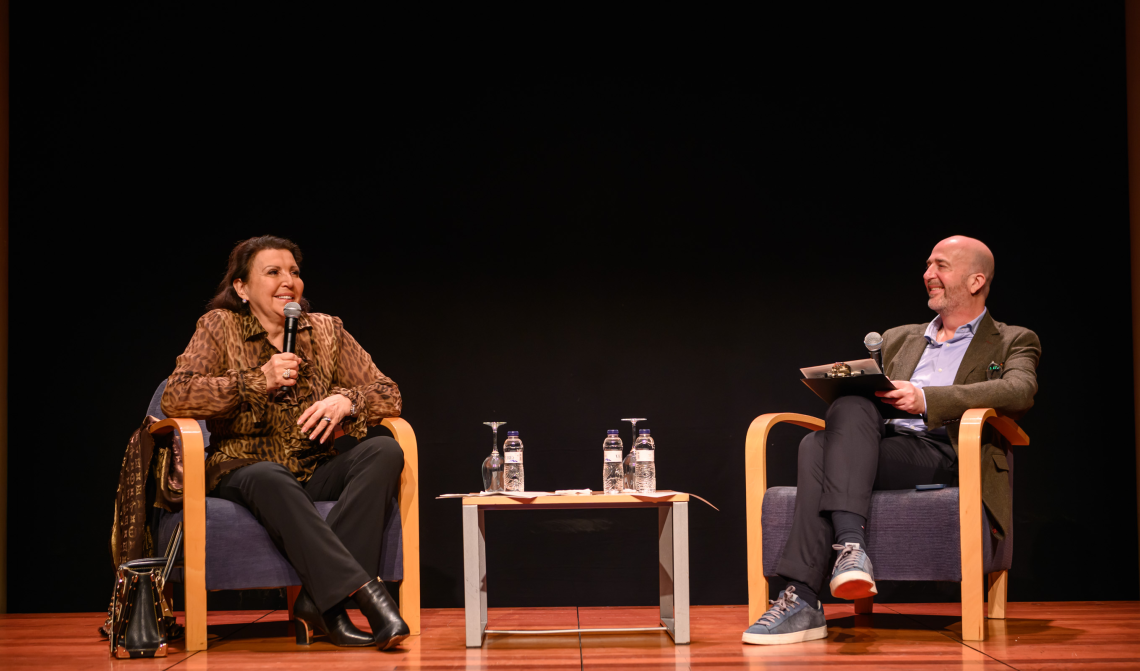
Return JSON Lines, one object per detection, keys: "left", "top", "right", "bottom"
{"left": 829, "top": 543, "right": 877, "bottom": 600}
{"left": 741, "top": 586, "right": 827, "bottom": 645}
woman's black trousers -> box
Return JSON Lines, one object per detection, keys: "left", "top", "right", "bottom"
{"left": 210, "top": 436, "right": 404, "bottom": 612}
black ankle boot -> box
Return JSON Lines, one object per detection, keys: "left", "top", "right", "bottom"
{"left": 293, "top": 588, "right": 374, "bottom": 647}
{"left": 353, "top": 579, "right": 409, "bottom": 650}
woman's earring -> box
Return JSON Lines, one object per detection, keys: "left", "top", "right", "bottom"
{"left": 242, "top": 299, "right": 248, "bottom": 304}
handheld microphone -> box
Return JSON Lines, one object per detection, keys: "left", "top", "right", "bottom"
{"left": 283, "top": 302, "right": 302, "bottom": 354}
{"left": 277, "top": 302, "right": 303, "bottom": 402}
{"left": 864, "top": 331, "right": 884, "bottom": 373}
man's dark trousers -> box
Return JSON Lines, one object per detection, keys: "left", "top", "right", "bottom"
{"left": 775, "top": 396, "right": 958, "bottom": 593}
{"left": 211, "top": 436, "right": 404, "bottom": 612}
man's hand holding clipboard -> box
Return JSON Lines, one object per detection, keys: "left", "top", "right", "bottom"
{"left": 874, "top": 379, "right": 926, "bottom": 415}
{"left": 799, "top": 359, "right": 916, "bottom": 419}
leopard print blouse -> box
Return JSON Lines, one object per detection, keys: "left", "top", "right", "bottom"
{"left": 161, "top": 309, "right": 401, "bottom": 485}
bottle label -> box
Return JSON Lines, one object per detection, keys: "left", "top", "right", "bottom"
{"left": 505, "top": 453, "right": 523, "bottom": 464}
{"left": 637, "top": 449, "right": 655, "bottom": 462}
{"left": 604, "top": 450, "right": 622, "bottom": 463}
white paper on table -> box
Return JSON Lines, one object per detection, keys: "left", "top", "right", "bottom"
{"left": 436, "top": 490, "right": 717, "bottom": 509}
{"left": 624, "top": 490, "right": 720, "bottom": 510}
{"left": 436, "top": 492, "right": 546, "bottom": 499}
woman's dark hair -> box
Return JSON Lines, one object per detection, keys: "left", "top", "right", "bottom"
{"left": 208, "top": 235, "right": 312, "bottom": 313}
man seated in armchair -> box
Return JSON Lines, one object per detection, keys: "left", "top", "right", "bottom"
{"left": 742, "top": 235, "right": 1041, "bottom": 646}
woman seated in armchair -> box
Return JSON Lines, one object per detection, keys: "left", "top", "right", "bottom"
{"left": 161, "top": 234, "right": 409, "bottom": 650}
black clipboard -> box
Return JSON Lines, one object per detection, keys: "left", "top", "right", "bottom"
{"left": 801, "top": 374, "right": 912, "bottom": 419}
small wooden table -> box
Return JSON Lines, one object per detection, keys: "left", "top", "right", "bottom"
{"left": 459, "top": 491, "right": 690, "bottom": 647}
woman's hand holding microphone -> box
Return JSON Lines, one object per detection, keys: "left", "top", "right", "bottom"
{"left": 262, "top": 352, "right": 302, "bottom": 393}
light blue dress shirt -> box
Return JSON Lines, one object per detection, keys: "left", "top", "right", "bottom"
{"left": 889, "top": 308, "right": 987, "bottom": 436}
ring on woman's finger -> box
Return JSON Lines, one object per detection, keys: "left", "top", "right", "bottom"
{"left": 321, "top": 416, "right": 332, "bottom": 423}
{"left": 283, "top": 369, "right": 291, "bottom": 379}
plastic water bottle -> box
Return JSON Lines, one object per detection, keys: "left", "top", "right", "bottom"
{"left": 633, "top": 429, "right": 656, "bottom": 493}
{"left": 602, "top": 430, "right": 624, "bottom": 494}
{"left": 481, "top": 446, "right": 503, "bottom": 492}
{"left": 503, "top": 431, "right": 524, "bottom": 492}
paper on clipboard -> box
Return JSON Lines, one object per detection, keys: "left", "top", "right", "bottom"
{"left": 800, "top": 358, "right": 882, "bottom": 379}
{"left": 799, "top": 358, "right": 912, "bottom": 419}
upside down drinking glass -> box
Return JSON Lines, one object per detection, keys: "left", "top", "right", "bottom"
{"left": 481, "top": 422, "right": 505, "bottom": 492}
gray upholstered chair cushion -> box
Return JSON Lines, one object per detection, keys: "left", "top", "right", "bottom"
{"left": 148, "top": 380, "right": 404, "bottom": 587}
{"left": 761, "top": 484, "right": 1013, "bottom": 580}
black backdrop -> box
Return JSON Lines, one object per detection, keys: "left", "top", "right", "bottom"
{"left": 13, "top": 5, "right": 1136, "bottom": 612}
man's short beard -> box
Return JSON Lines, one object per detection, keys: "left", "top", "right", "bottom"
{"left": 928, "top": 282, "right": 968, "bottom": 314}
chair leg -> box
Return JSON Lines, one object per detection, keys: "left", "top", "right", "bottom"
{"left": 183, "top": 525, "right": 207, "bottom": 651}
{"left": 399, "top": 576, "right": 421, "bottom": 636}
{"left": 854, "top": 596, "right": 873, "bottom": 614}
{"left": 286, "top": 585, "right": 302, "bottom": 622}
{"left": 184, "top": 582, "right": 208, "bottom": 651}
{"left": 746, "top": 542, "right": 768, "bottom": 625}
{"left": 960, "top": 554, "right": 986, "bottom": 640}
{"left": 987, "top": 571, "right": 1008, "bottom": 620}
{"left": 748, "top": 578, "right": 770, "bottom": 626}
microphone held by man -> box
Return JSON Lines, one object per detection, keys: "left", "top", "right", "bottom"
{"left": 864, "top": 331, "right": 883, "bottom": 373}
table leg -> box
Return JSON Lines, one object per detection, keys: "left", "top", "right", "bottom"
{"left": 463, "top": 505, "right": 487, "bottom": 647}
{"left": 659, "top": 502, "right": 690, "bottom": 644}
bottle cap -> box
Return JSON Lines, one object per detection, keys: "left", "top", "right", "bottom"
{"left": 639, "top": 428, "right": 651, "bottom": 434}
{"left": 607, "top": 430, "right": 619, "bottom": 434}
{"left": 507, "top": 431, "right": 519, "bottom": 436}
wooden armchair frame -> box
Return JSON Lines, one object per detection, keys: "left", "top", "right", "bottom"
{"left": 744, "top": 408, "right": 1028, "bottom": 642}
{"left": 149, "top": 417, "right": 421, "bottom": 652}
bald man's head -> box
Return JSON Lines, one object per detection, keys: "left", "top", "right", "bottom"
{"left": 924, "top": 236, "right": 995, "bottom": 316}
{"left": 932, "top": 235, "right": 994, "bottom": 297}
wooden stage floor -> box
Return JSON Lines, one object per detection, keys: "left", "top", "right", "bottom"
{"left": 2, "top": 602, "right": 1138, "bottom": 670}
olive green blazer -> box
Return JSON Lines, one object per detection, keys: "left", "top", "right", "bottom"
{"left": 881, "top": 311, "right": 1041, "bottom": 540}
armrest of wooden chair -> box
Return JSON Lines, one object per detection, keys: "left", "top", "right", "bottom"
{"left": 149, "top": 418, "right": 208, "bottom": 651}
{"left": 745, "top": 413, "right": 826, "bottom": 623}
{"left": 958, "top": 408, "right": 1029, "bottom": 640}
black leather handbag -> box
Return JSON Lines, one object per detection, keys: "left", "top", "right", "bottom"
{"left": 103, "top": 523, "right": 184, "bottom": 658}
